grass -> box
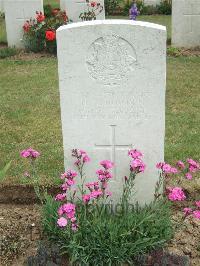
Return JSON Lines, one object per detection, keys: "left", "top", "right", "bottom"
{"left": 0, "top": 55, "right": 199, "bottom": 184}
{"left": 108, "top": 15, "right": 171, "bottom": 41}
{"left": 0, "top": 14, "right": 171, "bottom": 44}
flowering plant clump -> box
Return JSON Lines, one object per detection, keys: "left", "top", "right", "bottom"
{"left": 20, "top": 147, "right": 43, "bottom": 202}
{"left": 41, "top": 148, "right": 175, "bottom": 265}
{"left": 23, "top": 6, "right": 68, "bottom": 54}
{"left": 156, "top": 158, "right": 200, "bottom": 220}
{"left": 79, "top": 0, "right": 104, "bottom": 21}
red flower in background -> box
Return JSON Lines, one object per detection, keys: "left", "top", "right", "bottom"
{"left": 45, "top": 30, "right": 56, "bottom": 41}
{"left": 90, "top": 1, "right": 97, "bottom": 7}
{"left": 62, "top": 11, "right": 68, "bottom": 22}
{"left": 36, "top": 11, "right": 45, "bottom": 23}
{"left": 52, "top": 8, "right": 60, "bottom": 16}
{"left": 23, "top": 21, "right": 31, "bottom": 32}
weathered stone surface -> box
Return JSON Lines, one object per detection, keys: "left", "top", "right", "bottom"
{"left": 57, "top": 20, "right": 166, "bottom": 205}
{"left": 60, "top": 0, "right": 105, "bottom": 22}
{"left": 172, "top": 0, "right": 200, "bottom": 48}
{"left": 4, "top": 0, "right": 43, "bottom": 48}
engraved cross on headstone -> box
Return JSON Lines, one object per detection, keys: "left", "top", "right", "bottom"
{"left": 95, "top": 125, "right": 132, "bottom": 178}
{"left": 184, "top": 2, "right": 200, "bottom": 33}
{"left": 16, "top": 8, "right": 30, "bottom": 22}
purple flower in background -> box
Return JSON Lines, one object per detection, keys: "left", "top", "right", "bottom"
{"left": 129, "top": 3, "right": 139, "bottom": 20}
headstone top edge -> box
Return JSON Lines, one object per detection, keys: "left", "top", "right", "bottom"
{"left": 56, "top": 19, "right": 166, "bottom": 33}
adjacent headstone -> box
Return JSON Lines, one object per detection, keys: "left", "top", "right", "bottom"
{"left": 144, "top": 0, "right": 161, "bottom": 6}
{"left": 4, "top": 0, "right": 43, "bottom": 48}
{"left": 0, "top": 0, "right": 4, "bottom": 12}
{"left": 172, "top": 0, "right": 200, "bottom": 48}
{"left": 57, "top": 20, "right": 166, "bottom": 205}
{"left": 60, "top": 0, "right": 105, "bottom": 22}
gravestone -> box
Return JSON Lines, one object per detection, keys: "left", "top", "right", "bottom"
{"left": 0, "top": 0, "right": 4, "bottom": 12}
{"left": 172, "top": 0, "right": 200, "bottom": 47}
{"left": 60, "top": 0, "right": 105, "bottom": 22}
{"left": 57, "top": 20, "right": 166, "bottom": 205}
{"left": 4, "top": 0, "right": 43, "bottom": 48}
{"left": 144, "top": 0, "right": 161, "bottom": 6}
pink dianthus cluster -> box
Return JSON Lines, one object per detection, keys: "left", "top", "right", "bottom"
{"left": 72, "top": 149, "right": 90, "bottom": 167}
{"left": 57, "top": 203, "right": 78, "bottom": 231}
{"left": 156, "top": 162, "right": 178, "bottom": 174}
{"left": 82, "top": 160, "right": 114, "bottom": 204}
{"left": 183, "top": 200, "right": 200, "bottom": 220}
{"left": 167, "top": 187, "right": 186, "bottom": 201}
{"left": 128, "top": 149, "right": 146, "bottom": 173}
{"left": 20, "top": 147, "right": 40, "bottom": 159}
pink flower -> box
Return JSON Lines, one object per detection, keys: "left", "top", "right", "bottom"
{"left": 55, "top": 193, "right": 66, "bottom": 201}
{"left": 100, "top": 160, "right": 114, "bottom": 170}
{"left": 96, "top": 169, "right": 104, "bottom": 175}
{"left": 58, "top": 206, "right": 64, "bottom": 216}
{"left": 130, "top": 158, "right": 146, "bottom": 173}
{"left": 168, "top": 187, "right": 186, "bottom": 201}
{"left": 82, "top": 194, "right": 90, "bottom": 203}
{"left": 66, "top": 179, "right": 75, "bottom": 186}
{"left": 187, "top": 159, "right": 200, "bottom": 173}
{"left": 128, "top": 149, "right": 143, "bottom": 159}
{"left": 62, "top": 203, "right": 76, "bottom": 219}
{"left": 162, "top": 163, "right": 172, "bottom": 174}
{"left": 61, "top": 183, "right": 69, "bottom": 191}
{"left": 86, "top": 181, "right": 99, "bottom": 191}
{"left": 183, "top": 207, "right": 192, "bottom": 216}
{"left": 156, "top": 162, "right": 165, "bottom": 169}
{"left": 57, "top": 217, "right": 68, "bottom": 227}
{"left": 71, "top": 217, "right": 76, "bottom": 223}
{"left": 90, "top": 190, "right": 103, "bottom": 199}
{"left": 105, "top": 190, "right": 112, "bottom": 197}
{"left": 177, "top": 161, "right": 185, "bottom": 169}
{"left": 20, "top": 148, "right": 40, "bottom": 159}
{"left": 60, "top": 170, "right": 77, "bottom": 179}
{"left": 74, "top": 159, "right": 81, "bottom": 166}
{"left": 71, "top": 223, "right": 78, "bottom": 231}
{"left": 170, "top": 167, "right": 178, "bottom": 174}
{"left": 187, "top": 158, "right": 199, "bottom": 167}
{"left": 157, "top": 162, "right": 177, "bottom": 174}
{"left": 185, "top": 173, "right": 192, "bottom": 180}
{"left": 195, "top": 201, "right": 200, "bottom": 208}
{"left": 79, "top": 149, "right": 86, "bottom": 155}
{"left": 193, "top": 210, "right": 200, "bottom": 220}
{"left": 83, "top": 154, "right": 90, "bottom": 163}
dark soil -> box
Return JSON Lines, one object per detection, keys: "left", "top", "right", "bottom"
{"left": 0, "top": 202, "right": 200, "bottom": 266}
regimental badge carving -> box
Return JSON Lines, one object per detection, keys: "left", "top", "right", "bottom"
{"left": 86, "top": 34, "right": 137, "bottom": 86}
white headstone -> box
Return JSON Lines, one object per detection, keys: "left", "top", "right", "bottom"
{"left": 57, "top": 20, "right": 166, "bottom": 205}
{"left": 4, "top": 0, "right": 43, "bottom": 48}
{"left": 60, "top": 0, "right": 105, "bottom": 22}
{"left": 144, "top": 0, "right": 161, "bottom": 6}
{"left": 172, "top": 0, "right": 200, "bottom": 48}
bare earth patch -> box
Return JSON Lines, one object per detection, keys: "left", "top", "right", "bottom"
{"left": 0, "top": 204, "right": 41, "bottom": 266}
{"left": 0, "top": 203, "right": 200, "bottom": 266}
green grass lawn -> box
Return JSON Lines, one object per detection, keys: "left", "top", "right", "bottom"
{"left": 0, "top": 15, "right": 171, "bottom": 44}
{"left": 0, "top": 55, "right": 199, "bottom": 184}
